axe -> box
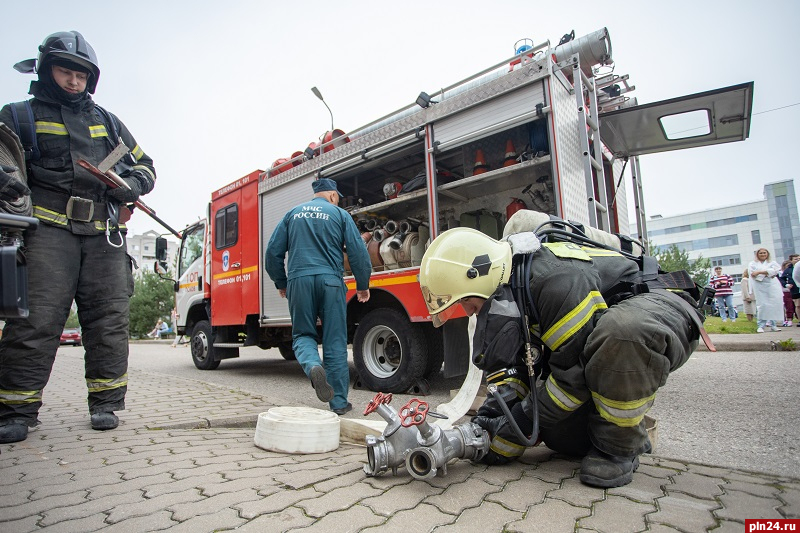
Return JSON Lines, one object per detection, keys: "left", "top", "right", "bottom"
{"left": 78, "top": 141, "right": 182, "bottom": 239}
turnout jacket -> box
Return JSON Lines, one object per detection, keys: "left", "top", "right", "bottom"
{"left": 474, "top": 241, "right": 698, "bottom": 430}
{"left": 0, "top": 82, "right": 156, "bottom": 235}
{"left": 528, "top": 242, "right": 639, "bottom": 428}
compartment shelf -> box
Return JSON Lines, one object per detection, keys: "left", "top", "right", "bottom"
{"left": 348, "top": 155, "right": 551, "bottom": 217}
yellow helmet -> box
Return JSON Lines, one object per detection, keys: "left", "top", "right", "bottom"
{"left": 419, "top": 227, "right": 512, "bottom": 327}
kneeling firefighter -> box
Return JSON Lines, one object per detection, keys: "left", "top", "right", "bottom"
{"left": 419, "top": 224, "right": 711, "bottom": 488}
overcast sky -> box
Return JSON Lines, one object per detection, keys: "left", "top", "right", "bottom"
{"left": 1, "top": 0, "right": 797, "bottom": 239}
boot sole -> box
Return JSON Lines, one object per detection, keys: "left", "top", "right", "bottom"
{"left": 309, "top": 366, "right": 334, "bottom": 403}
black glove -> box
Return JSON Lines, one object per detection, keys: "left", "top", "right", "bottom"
{"left": 473, "top": 401, "right": 534, "bottom": 466}
{"left": 0, "top": 164, "right": 30, "bottom": 202}
{"left": 107, "top": 175, "right": 143, "bottom": 204}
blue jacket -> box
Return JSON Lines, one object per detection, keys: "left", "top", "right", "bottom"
{"left": 265, "top": 197, "right": 371, "bottom": 290}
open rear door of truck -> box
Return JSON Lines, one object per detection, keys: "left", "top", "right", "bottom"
{"left": 599, "top": 82, "right": 754, "bottom": 157}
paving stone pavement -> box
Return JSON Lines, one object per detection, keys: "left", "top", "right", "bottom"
{"left": 1, "top": 350, "right": 798, "bottom": 532}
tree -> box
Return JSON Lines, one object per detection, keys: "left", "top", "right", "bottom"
{"left": 653, "top": 243, "right": 711, "bottom": 286}
{"left": 129, "top": 268, "right": 174, "bottom": 338}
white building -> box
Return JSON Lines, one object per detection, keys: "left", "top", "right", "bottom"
{"left": 645, "top": 180, "right": 800, "bottom": 308}
{"left": 126, "top": 230, "right": 179, "bottom": 273}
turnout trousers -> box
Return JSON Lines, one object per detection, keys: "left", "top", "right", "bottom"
{"left": 540, "top": 291, "right": 698, "bottom": 457}
{"left": 286, "top": 273, "right": 349, "bottom": 410}
{"left": 0, "top": 223, "right": 133, "bottom": 424}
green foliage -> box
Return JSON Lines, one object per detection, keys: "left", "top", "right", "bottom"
{"left": 778, "top": 338, "right": 797, "bottom": 351}
{"left": 129, "top": 268, "right": 175, "bottom": 338}
{"left": 653, "top": 243, "right": 711, "bottom": 286}
{"left": 64, "top": 305, "right": 80, "bottom": 328}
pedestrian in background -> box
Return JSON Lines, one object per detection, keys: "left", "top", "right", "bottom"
{"left": 170, "top": 308, "right": 186, "bottom": 347}
{"left": 740, "top": 269, "right": 756, "bottom": 322}
{"left": 779, "top": 260, "right": 796, "bottom": 326}
{"left": 779, "top": 254, "right": 800, "bottom": 326}
{"left": 748, "top": 248, "right": 784, "bottom": 333}
{"left": 265, "top": 178, "right": 371, "bottom": 416}
{"left": 709, "top": 266, "right": 736, "bottom": 322}
{"left": 0, "top": 31, "right": 156, "bottom": 444}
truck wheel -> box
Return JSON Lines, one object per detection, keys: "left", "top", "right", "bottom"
{"left": 191, "top": 320, "right": 221, "bottom": 370}
{"left": 278, "top": 342, "right": 296, "bottom": 360}
{"left": 353, "top": 308, "right": 427, "bottom": 393}
{"left": 422, "top": 326, "right": 444, "bottom": 378}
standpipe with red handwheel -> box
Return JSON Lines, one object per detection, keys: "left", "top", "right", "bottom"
{"left": 361, "top": 394, "right": 490, "bottom": 479}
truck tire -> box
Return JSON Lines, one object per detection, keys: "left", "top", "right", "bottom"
{"left": 422, "top": 325, "right": 444, "bottom": 378}
{"left": 191, "top": 320, "right": 221, "bottom": 370}
{"left": 353, "top": 308, "right": 427, "bottom": 393}
{"left": 278, "top": 342, "right": 297, "bottom": 361}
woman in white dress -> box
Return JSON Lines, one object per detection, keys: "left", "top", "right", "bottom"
{"left": 740, "top": 269, "right": 756, "bottom": 321}
{"left": 748, "top": 248, "right": 784, "bottom": 332}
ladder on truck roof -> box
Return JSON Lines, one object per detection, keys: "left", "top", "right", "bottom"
{"left": 571, "top": 59, "right": 610, "bottom": 232}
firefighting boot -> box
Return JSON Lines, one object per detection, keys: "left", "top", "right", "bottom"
{"left": 0, "top": 421, "right": 29, "bottom": 443}
{"left": 579, "top": 445, "right": 640, "bottom": 488}
{"left": 91, "top": 412, "right": 119, "bottom": 431}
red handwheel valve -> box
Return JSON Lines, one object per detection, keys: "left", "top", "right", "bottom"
{"left": 363, "top": 392, "right": 393, "bottom": 416}
{"left": 399, "top": 398, "right": 429, "bottom": 427}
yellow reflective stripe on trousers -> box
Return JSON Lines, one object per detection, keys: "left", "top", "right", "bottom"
{"left": 86, "top": 374, "right": 128, "bottom": 392}
{"left": 592, "top": 391, "right": 656, "bottom": 427}
{"left": 545, "top": 374, "right": 584, "bottom": 412}
{"left": 490, "top": 435, "right": 526, "bottom": 458}
{"left": 35, "top": 121, "right": 68, "bottom": 135}
{"left": 33, "top": 205, "right": 68, "bottom": 226}
{"left": 0, "top": 389, "right": 42, "bottom": 404}
{"left": 542, "top": 291, "right": 607, "bottom": 350}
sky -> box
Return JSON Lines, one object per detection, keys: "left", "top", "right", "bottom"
{"left": 1, "top": 0, "right": 797, "bottom": 239}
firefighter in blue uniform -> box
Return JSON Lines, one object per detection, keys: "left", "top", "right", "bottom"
{"left": 419, "top": 227, "right": 704, "bottom": 488}
{"left": 265, "top": 178, "right": 371, "bottom": 415}
{"left": 0, "top": 31, "right": 156, "bottom": 443}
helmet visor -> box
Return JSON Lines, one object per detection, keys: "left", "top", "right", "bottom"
{"left": 430, "top": 304, "right": 462, "bottom": 328}
{"left": 420, "top": 285, "right": 453, "bottom": 315}
{"left": 421, "top": 285, "right": 467, "bottom": 328}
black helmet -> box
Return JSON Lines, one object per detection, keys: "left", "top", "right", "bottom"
{"left": 14, "top": 31, "right": 100, "bottom": 94}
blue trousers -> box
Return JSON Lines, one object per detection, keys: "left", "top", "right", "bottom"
{"left": 715, "top": 294, "right": 736, "bottom": 320}
{"left": 286, "top": 274, "right": 349, "bottom": 410}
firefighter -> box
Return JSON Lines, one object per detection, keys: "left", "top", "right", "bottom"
{"left": 418, "top": 227, "right": 703, "bottom": 488}
{"left": 0, "top": 31, "right": 156, "bottom": 443}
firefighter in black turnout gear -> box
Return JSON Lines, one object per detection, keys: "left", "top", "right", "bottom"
{"left": 419, "top": 225, "right": 706, "bottom": 488}
{"left": 0, "top": 31, "right": 156, "bottom": 443}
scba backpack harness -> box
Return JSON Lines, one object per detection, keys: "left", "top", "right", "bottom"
{"left": 7, "top": 100, "right": 135, "bottom": 247}
{"left": 8, "top": 99, "right": 131, "bottom": 169}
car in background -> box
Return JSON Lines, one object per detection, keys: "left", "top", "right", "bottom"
{"left": 60, "top": 328, "right": 82, "bottom": 346}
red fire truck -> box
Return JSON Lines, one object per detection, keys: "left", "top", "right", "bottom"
{"left": 162, "top": 28, "right": 753, "bottom": 393}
